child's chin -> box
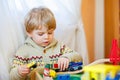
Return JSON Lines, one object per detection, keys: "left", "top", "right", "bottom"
{"left": 42, "top": 44, "right": 49, "bottom": 47}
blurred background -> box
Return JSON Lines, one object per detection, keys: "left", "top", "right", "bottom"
{"left": 0, "top": 0, "right": 119, "bottom": 79}
{"left": 82, "top": 0, "right": 120, "bottom": 62}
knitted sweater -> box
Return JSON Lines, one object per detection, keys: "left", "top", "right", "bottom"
{"left": 10, "top": 37, "right": 82, "bottom": 80}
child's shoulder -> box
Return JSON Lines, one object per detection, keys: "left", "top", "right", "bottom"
{"left": 54, "top": 41, "right": 66, "bottom": 50}
{"left": 17, "top": 43, "right": 30, "bottom": 51}
{"left": 57, "top": 41, "right": 65, "bottom": 46}
{"left": 15, "top": 44, "right": 31, "bottom": 57}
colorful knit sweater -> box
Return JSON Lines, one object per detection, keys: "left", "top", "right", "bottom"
{"left": 10, "top": 37, "right": 82, "bottom": 80}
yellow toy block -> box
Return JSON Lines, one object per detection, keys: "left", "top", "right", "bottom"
{"left": 49, "top": 69, "right": 57, "bottom": 78}
{"left": 27, "top": 61, "right": 36, "bottom": 68}
{"left": 81, "top": 64, "right": 120, "bottom": 80}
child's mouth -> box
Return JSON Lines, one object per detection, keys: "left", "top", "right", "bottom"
{"left": 43, "top": 41, "right": 49, "bottom": 44}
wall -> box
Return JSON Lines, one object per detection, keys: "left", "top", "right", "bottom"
{"left": 105, "top": 0, "right": 119, "bottom": 58}
{"left": 95, "top": 0, "right": 104, "bottom": 60}
{"left": 81, "top": 0, "right": 104, "bottom": 62}
{"left": 81, "top": 0, "right": 95, "bottom": 62}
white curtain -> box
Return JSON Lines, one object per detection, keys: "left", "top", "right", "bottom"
{"left": 0, "top": 0, "right": 88, "bottom": 80}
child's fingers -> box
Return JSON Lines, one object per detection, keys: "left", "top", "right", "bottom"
{"left": 58, "top": 59, "right": 69, "bottom": 71}
{"left": 63, "top": 60, "right": 69, "bottom": 70}
{"left": 57, "top": 57, "right": 69, "bottom": 71}
{"left": 21, "top": 68, "right": 30, "bottom": 73}
{"left": 18, "top": 65, "right": 30, "bottom": 77}
{"left": 59, "top": 61, "right": 64, "bottom": 71}
{"left": 58, "top": 59, "right": 63, "bottom": 71}
{"left": 65, "top": 60, "right": 69, "bottom": 69}
{"left": 62, "top": 61, "right": 66, "bottom": 71}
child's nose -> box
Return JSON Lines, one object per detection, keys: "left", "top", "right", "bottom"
{"left": 44, "top": 33, "right": 48, "bottom": 38}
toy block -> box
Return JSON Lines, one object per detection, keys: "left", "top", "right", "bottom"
{"left": 53, "top": 63, "right": 58, "bottom": 68}
{"left": 49, "top": 69, "right": 57, "bottom": 78}
{"left": 27, "top": 61, "right": 37, "bottom": 68}
{"left": 114, "top": 72, "right": 120, "bottom": 80}
{"left": 70, "top": 73, "right": 81, "bottom": 80}
{"left": 57, "top": 74, "right": 70, "bottom": 80}
{"left": 106, "top": 72, "right": 120, "bottom": 80}
{"left": 109, "top": 39, "right": 120, "bottom": 65}
{"left": 82, "top": 64, "right": 120, "bottom": 80}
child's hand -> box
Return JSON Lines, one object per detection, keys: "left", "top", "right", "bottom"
{"left": 57, "top": 57, "right": 69, "bottom": 71}
{"left": 18, "top": 65, "right": 30, "bottom": 77}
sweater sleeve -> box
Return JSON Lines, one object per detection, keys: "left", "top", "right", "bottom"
{"left": 60, "top": 43, "right": 83, "bottom": 62}
{"left": 10, "top": 67, "right": 26, "bottom": 80}
{"left": 10, "top": 46, "right": 28, "bottom": 80}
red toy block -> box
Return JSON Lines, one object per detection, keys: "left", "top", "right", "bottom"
{"left": 53, "top": 63, "right": 58, "bottom": 68}
{"left": 109, "top": 39, "right": 120, "bottom": 65}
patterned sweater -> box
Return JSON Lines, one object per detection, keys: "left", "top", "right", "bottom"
{"left": 10, "top": 37, "right": 82, "bottom": 80}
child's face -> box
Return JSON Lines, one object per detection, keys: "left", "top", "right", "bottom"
{"left": 27, "top": 27, "right": 54, "bottom": 47}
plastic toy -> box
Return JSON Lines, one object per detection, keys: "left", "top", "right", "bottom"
{"left": 81, "top": 64, "right": 120, "bottom": 80}
{"left": 43, "top": 64, "right": 51, "bottom": 77}
{"left": 49, "top": 69, "right": 57, "bottom": 78}
{"left": 109, "top": 39, "right": 120, "bottom": 65}
{"left": 43, "top": 64, "right": 57, "bottom": 78}
{"left": 70, "top": 73, "right": 81, "bottom": 80}
{"left": 114, "top": 72, "right": 120, "bottom": 80}
{"left": 68, "top": 62, "right": 83, "bottom": 71}
{"left": 53, "top": 73, "right": 82, "bottom": 80}
{"left": 44, "top": 61, "right": 83, "bottom": 72}
{"left": 81, "top": 39, "right": 120, "bottom": 80}
{"left": 27, "top": 61, "right": 37, "bottom": 68}
{"left": 52, "top": 62, "right": 83, "bottom": 72}
{"left": 106, "top": 72, "right": 120, "bottom": 80}
{"left": 57, "top": 74, "right": 70, "bottom": 80}
{"left": 43, "top": 61, "right": 83, "bottom": 79}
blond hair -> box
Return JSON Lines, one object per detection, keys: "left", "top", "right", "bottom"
{"left": 24, "top": 6, "right": 56, "bottom": 33}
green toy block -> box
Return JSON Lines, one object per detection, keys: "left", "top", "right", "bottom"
{"left": 53, "top": 73, "right": 82, "bottom": 80}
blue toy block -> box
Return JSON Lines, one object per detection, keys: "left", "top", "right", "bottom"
{"left": 57, "top": 74, "right": 70, "bottom": 80}
{"left": 114, "top": 72, "right": 120, "bottom": 80}
{"left": 106, "top": 75, "right": 114, "bottom": 80}
{"left": 106, "top": 72, "right": 120, "bottom": 80}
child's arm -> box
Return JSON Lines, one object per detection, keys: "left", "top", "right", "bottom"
{"left": 60, "top": 44, "right": 83, "bottom": 62}
{"left": 18, "top": 65, "right": 30, "bottom": 77}
{"left": 58, "top": 44, "right": 83, "bottom": 71}
{"left": 10, "top": 56, "right": 30, "bottom": 80}
{"left": 10, "top": 46, "right": 30, "bottom": 80}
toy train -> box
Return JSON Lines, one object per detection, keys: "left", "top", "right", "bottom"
{"left": 27, "top": 61, "right": 83, "bottom": 71}
{"left": 27, "top": 61, "right": 83, "bottom": 79}
{"left": 44, "top": 61, "right": 83, "bottom": 78}
{"left": 48, "top": 61, "right": 83, "bottom": 72}
{"left": 68, "top": 62, "right": 83, "bottom": 71}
